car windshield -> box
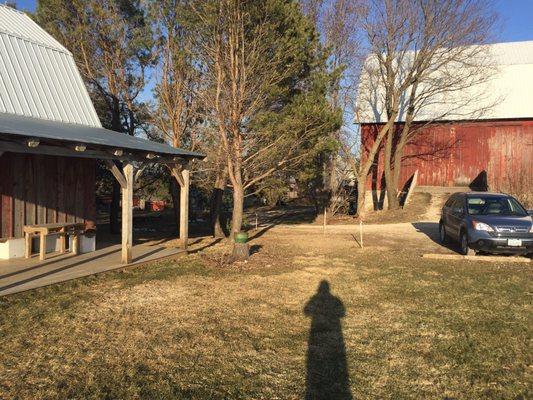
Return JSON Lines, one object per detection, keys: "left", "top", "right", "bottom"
{"left": 466, "top": 196, "right": 528, "bottom": 216}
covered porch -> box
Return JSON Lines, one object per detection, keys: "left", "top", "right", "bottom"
{"left": 0, "top": 242, "right": 184, "bottom": 296}
{"left": 0, "top": 113, "right": 205, "bottom": 288}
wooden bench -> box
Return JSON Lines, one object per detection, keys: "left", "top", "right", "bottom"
{"left": 23, "top": 222, "right": 86, "bottom": 261}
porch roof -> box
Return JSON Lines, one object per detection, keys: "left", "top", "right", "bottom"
{"left": 0, "top": 112, "right": 204, "bottom": 162}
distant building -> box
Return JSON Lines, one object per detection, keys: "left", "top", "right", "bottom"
{"left": 357, "top": 41, "right": 533, "bottom": 200}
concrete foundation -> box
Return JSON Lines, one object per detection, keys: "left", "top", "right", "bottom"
{"left": 0, "top": 233, "right": 96, "bottom": 260}
{"left": 0, "top": 237, "right": 25, "bottom": 260}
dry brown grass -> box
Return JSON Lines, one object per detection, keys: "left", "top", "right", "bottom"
{"left": 0, "top": 228, "right": 531, "bottom": 399}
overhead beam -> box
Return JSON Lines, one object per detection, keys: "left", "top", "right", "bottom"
{"left": 0, "top": 139, "right": 189, "bottom": 164}
{"left": 104, "top": 160, "right": 127, "bottom": 189}
{"left": 169, "top": 165, "right": 185, "bottom": 187}
{"left": 134, "top": 164, "right": 147, "bottom": 182}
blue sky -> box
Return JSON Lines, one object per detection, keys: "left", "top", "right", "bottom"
{"left": 12, "top": 0, "right": 533, "bottom": 43}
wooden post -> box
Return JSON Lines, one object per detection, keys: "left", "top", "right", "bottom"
{"left": 39, "top": 231, "right": 46, "bottom": 261}
{"left": 72, "top": 232, "right": 79, "bottom": 255}
{"left": 24, "top": 232, "right": 31, "bottom": 258}
{"left": 59, "top": 227, "right": 66, "bottom": 254}
{"left": 121, "top": 163, "right": 134, "bottom": 264}
{"left": 179, "top": 167, "right": 190, "bottom": 251}
{"left": 323, "top": 208, "right": 327, "bottom": 234}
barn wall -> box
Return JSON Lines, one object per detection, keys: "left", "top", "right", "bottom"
{"left": 0, "top": 153, "right": 96, "bottom": 239}
{"left": 362, "top": 119, "right": 533, "bottom": 192}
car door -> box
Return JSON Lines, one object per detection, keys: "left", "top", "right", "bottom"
{"left": 440, "top": 195, "right": 454, "bottom": 233}
{"left": 448, "top": 195, "right": 465, "bottom": 240}
{"left": 442, "top": 195, "right": 457, "bottom": 237}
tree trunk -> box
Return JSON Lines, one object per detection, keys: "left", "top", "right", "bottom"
{"left": 110, "top": 179, "right": 121, "bottom": 234}
{"left": 232, "top": 242, "right": 249, "bottom": 262}
{"left": 210, "top": 179, "right": 225, "bottom": 238}
{"left": 355, "top": 178, "right": 367, "bottom": 218}
{"left": 169, "top": 178, "right": 181, "bottom": 233}
{"left": 352, "top": 110, "right": 400, "bottom": 217}
{"left": 391, "top": 138, "right": 407, "bottom": 206}
{"left": 326, "top": 153, "right": 337, "bottom": 211}
{"left": 231, "top": 181, "right": 245, "bottom": 237}
{"left": 384, "top": 127, "right": 400, "bottom": 210}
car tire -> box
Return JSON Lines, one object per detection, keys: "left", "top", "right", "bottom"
{"left": 459, "top": 231, "right": 473, "bottom": 256}
{"left": 439, "top": 222, "right": 448, "bottom": 244}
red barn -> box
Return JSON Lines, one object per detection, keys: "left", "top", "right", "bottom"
{"left": 357, "top": 41, "right": 533, "bottom": 206}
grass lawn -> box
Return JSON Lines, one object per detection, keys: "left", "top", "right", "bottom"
{"left": 0, "top": 228, "right": 531, "bottom": 399}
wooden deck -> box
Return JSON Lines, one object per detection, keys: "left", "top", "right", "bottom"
{"left": 0, "top": 244, "right": 184, "bottom": 296}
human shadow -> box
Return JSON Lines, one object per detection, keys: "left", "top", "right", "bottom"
{"left": 304, "top": 280, "right": 352, "bottom": 400}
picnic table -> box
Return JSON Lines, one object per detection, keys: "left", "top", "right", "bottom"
{"left": 23, "top": 222, "right": 86, "bottom": 261}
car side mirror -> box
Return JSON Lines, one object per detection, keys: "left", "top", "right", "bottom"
{"left": 528, "top": 210, "right": 533, "bottom": 216}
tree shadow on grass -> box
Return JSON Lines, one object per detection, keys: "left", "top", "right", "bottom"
{"left": 412, "top": 222, "right": 461, "bottom": 253}
{"left": 304, "top": 280, "right": 352, "bottom": 400}
{"left": 249, "top": 244, "right": 263, "bottom": 255}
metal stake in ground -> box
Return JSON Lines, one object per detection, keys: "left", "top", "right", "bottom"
{"left": 359, "top": 220, "right": 364, "bottom": 249}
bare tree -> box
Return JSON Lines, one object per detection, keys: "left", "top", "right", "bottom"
{"left": 37, "top": 0, "right": 154, "bottom": 232}
{"left": 193, "top": 0, "right": 335, "bottom": 236}
{"left": 356, "top": 0, "right": 497, "bottom": 211}
{"left": 149, "top": 0, "right": 202, "bottom": 232}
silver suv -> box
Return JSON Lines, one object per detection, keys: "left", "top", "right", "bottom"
{"left": 439, "top": 192, "right": 533, "bottom": 256}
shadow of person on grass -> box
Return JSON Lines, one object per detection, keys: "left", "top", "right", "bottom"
{"left": 304, "top": 280, "right": 352, "bottom": 400}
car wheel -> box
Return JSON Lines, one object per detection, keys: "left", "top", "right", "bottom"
{"left": 459, "top": 231, "right": 473, "bottom": 256}
{"left": 439, "top": 222, "right": 448, "bottom": 244}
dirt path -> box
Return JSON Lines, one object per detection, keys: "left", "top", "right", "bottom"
{"left": 254, "top": 220, "right": 456, "bottom": 255}
{"left": 422, "top": 193, "right": 446, "bottom": 221}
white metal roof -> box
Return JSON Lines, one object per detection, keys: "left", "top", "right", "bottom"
{"left": 0, "top": 4, "right": 101, "bottom": 127}
{"left": 356, "top": 40, "right": 533, "bottom": 123}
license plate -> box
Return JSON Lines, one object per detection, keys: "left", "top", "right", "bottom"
{"left": 507, "top": 239, "right": 522, "bottom": 247}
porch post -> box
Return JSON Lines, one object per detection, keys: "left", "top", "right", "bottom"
{"left": 179, "top": 166, "right": 190, "bottom": 251}
{"left": 121, "top": 162, "right": 134, "bottom": 264}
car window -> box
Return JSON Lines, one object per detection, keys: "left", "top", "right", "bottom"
{"left": 453, "top": 197, "right": 464, "bottom": 212}
{"left": 467, "top": 196, "right": 527, "bottom": 216}
{"left": 508, "top": 197, "right": 528, "bottom": 215}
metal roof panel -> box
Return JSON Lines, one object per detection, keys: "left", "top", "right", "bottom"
{"left": 0, "top": 5, "right": 101, "bottom": 127}
{"left": 0, "top": 4, "right": 68, "bottom": 53}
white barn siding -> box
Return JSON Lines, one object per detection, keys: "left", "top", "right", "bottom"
{"left": 356, "top": 40, "right": 533, "bottom": 123}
